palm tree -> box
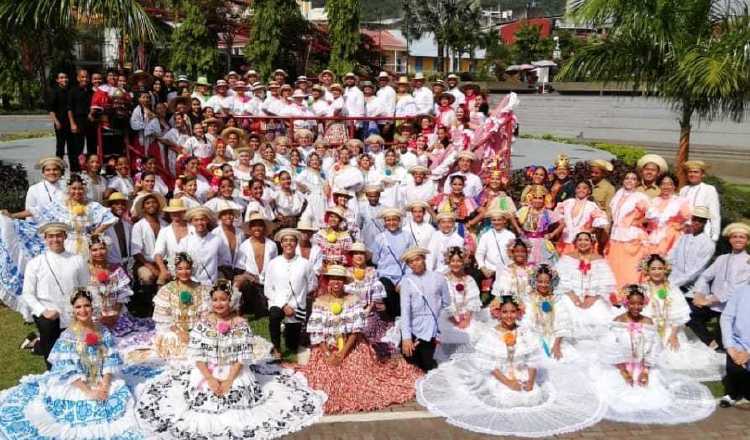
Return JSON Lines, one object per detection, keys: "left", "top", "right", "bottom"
{"left": 560, "top": 0, "right": 750, "bottom": 184}
{"left": 0, "top": 0, "right": 158, "bottom": 43}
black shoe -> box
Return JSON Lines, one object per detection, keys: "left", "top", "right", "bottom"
{"left": 720, "top": 395, "right": 736, "bottom": 408}
{"left": 19, "top": 332, "right": 38, "bottom": 350}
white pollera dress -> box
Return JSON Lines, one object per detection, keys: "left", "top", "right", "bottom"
{"left": 417, "top": 323, "right": 606, "bottom": 438}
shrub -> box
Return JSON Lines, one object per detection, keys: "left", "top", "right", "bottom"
{"left": 590, "top": 143, "right": 646, "bottom": 167}
{"left": 0, "top": 161, "right": 28, "bottom": 212}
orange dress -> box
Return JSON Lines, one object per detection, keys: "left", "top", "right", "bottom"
{"left": 606, "top": 189, "right": 650, "bottom": 288}
{"left": 645, "top": 195, "right": 691, "bottom": 256}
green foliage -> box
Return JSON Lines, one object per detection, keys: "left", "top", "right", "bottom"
{"left": 0, "top": 161, "right": 29, "bottom": 213}
{"left": 244, "top": 0, "right": 308, "bottom": 79}
{"left": 512, "top": 24, "right": 554, "bottom": 64}
{"left": 326, "top": 0, "right": 361, "bottom": 75}
{"left": 589, "top": 143, "right": 647, "bottom": 167}
{"left": 359, "top": 0, "right": 401, "bottom": 21}
{"left": 169, "top": 0, "right": 221, "bottom": 81}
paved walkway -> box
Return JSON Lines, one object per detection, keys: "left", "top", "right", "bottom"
{"left": 289, "top": 404, "right": 750, "bottom": 439}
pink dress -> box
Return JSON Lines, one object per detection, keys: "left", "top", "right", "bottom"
{"left": 606, "top": 189, "right": 650, "bottom": 287}
{"left": 645, "top": 195, "right": 691, "bottom": 256}
{"left": 553, "top": 198, "right": 609, "bottom": 255}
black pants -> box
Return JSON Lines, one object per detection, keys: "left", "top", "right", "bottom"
{"left": 240, "top": 282, "right": 268, "bottom": 318}
{"left": 404, "top": 336, "right": 437, "bottom": 372}
{"left": 687, "top": 300, "right": 722, "bottom": 348}
{"left": 268, "top": 306, "right": 302, "bottom": 353}
{"left": 723, "top": 355, "right": 750, "bottom": 400}
{"left": 380, "top": 277, "right": 400, "bottom": 319}
{"left": 54, "top": 125, "right": 72, "bottom": 160}
{"left": 33, "top": 315, "right": 62, "bottom": 370}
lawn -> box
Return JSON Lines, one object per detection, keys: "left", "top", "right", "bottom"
{"left": 0, "top": 305, "right": 295, "bottom": 391}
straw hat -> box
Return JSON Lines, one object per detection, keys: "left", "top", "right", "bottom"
{"left": 589, "top": 159, "right": 614, "bottom": 173}
{"left": 296, "top": 219, "right": 318, "bottom": 232}
{"left": 331, "top": 188, "right": 354, "bottom": 198}
{"left": 408, "top": 165, "right": 430, "bottom": 174}
{"left": 722, "top": 222, "right": 750, "bottom": 238}
{"left": 460, "top": 83, "right": 481, "bottom": 93}
{"left": 379, "top": 207, "right": 403, "bottom": 219}
{"left": 435, "top": 212, "right": 456, "bottom": 222}
{"left": 343, "top": 72, "right": 357, "bottom": 79}
{"left": 319, "top": 69, "right": 334, "bottom": 78}
{"left": 691, "top": 206, "right": 711, "bottom": 220}
{"left": 486, "top": 207, "right": 513, "bottom": 219}
{"left": 163, "top": 198, "right": 188, "bottom": 213}
{"left": 377, "top": 71, "right": 390, "bottom": 80}
{"left": 295, "top": 75, "right": 309, "bottom": 84}
{"left": 413, "top": 72, "right": 426, "bottom": 81}
{"left": 363, "top": 183, "right": 383, "bottom": 193}
{"left": 447, "top": 73, "right": 460, "bottom": 80}
{"left": 400, "top": 247, "right": 429, "bottom": 263}
{"left": 245, "top": 211, "right": 273, "bottom": 232}
{"left": 360, "top": 81, "right": 375, "bottom": 90}
{"left": 322, "top": 264, "right": 349, "bottom": 278}
{"left": 168, "top": 96, "right": 191, "bottom": 113}
{"left": 456, "top": 151, "right": 476, "bottom": 161}
{"left": 274, "top": 228, "right": 302, "bottom": 242}
{"left": 185, "top": 206, "right": 216, "bottom": 223}
{"left": 128, "top": 70, "right": 154, "bottom": 88}
{"left": 36, "top": 156, "right": 66, "bottom": 170}
{"left": 232, "top": 81, "right": 249, "bottom": 90}
{"left": 244, "top": 69, "right": 259, "bottom": 78}
{"left": 329, "top": 83, "right": 343, "bottom": 92}
{"left": 213, "top": 199, "right": 241, "bottom": 218}
{"left": 346, "top": 242, "right": 369, "bottom": 254}
{"left": 103, "top": 192, "right": 128, "bottom": 206}
{"left": 397, "top": 76, "right": 410, "bottom": 86}
{"left": 267, "top": 81, "right": 281, "bottom": 89}
{"left": 272, "top": 69, "right": 288, "bottom": 77}
{"left": 406, "top": 200, "right": 430, "bottom": 212}
{"left": 637, "top": 154, "right": 668, "bottom": 174}
{"left": 195, "top": 76, "right": 210, "bottom": 86}
{"left": 291, "top": 89, "right": 308, "bottom": 99}
{"left": 39, "top": 222, "right": 70, "bottom": 236}
{"left": 131, "top": 192, "right": 167, "bottom": 217}
{"left": 221, "top": 127, "right": 246, "bottom": 142}
{"left": 226, "top": 71, "right": 240, "bottom": 80}
{"left": 683, "top": 160, "right": 708, "bottom": 172}
{"left": 325, "top": 206, "right": 347, "bottom": 219}
{"left": 215, "top": 79, "right": 229, "bottom": 87}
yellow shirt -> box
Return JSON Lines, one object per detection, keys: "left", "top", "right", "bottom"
{"left": 592, "top": 179, "right": 616, "bottom": 215}
{"left": 637, "top": 183, "right": 660, "bottom": 199}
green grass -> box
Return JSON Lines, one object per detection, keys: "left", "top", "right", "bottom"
{"left": 0, "top": 130, "right": 54, "bottom": 143}
{"left": 0, "top": 305, "right": 295, "bottom": 391}
{"left": 0, "top": 306, "right": 46, "bottom": 390}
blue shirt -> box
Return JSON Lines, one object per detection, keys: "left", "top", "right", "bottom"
{"left": 371, "top": 229, "right": 415, "bottom": 283}
{"left": 721, "top": 285, "right": 750, "bottom": 368}
{"left": 400, "top": 270, "right": 450, "bottom": 341}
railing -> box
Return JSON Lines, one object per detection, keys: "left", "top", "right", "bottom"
{"left": 99, "top": 115, "right": 420, "bottom": 183}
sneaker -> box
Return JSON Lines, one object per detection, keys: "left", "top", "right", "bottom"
{"left": 719, "top": 395, "right": 736, "bottom": 408}
{"left": 19, "top": 332, "right": 38, "bottom": 350}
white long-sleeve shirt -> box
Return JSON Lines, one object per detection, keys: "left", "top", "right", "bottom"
{"left": 693, "top": 250, "right": 750, "bottom": 311}
{"left": 177, "top": 230, "right": 230, "bottom": 285}
{"left": 236, "top": 237, "right": 278, "bottom": 283}
{"left": 344, "top": 86, "right": 365, "bottom": 118}
{"left": 25, "top": 180, "right": 65, "bottom": 219}
{"left": 678, "top": 182, "right": 721, "bottom": 241}
{"left": 442, "top": 171, "right": 483, "bottom": 199}
{"left": 264, "top": 254, "right": 317, "bottom": 322}
{"left": 668, "top": 230, "right": 716, "bottom": 292}
{"left": 475, "top": 229, "right": 516, "bottom": 272}
{"left": 21, "top": 250, "right": 89, "bottom": 328}
{"left": 376, "top": 85, "right": 396, "bottom": 116}
{"left": 413, "top": 86, "right": 434, "bottom": 115}
{"left": 131, "top": 217, "right": 168, "bottom": 263}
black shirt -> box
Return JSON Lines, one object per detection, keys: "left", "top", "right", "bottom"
{"left": 45, "top": 86, "right": 69, "bottom": 121}
{"left": 67, "top": 85, "right": 93, "bottom": 119}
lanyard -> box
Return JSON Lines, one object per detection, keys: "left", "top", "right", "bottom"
{"left": 406, "top": 277, "right": 440, "bottom": 337}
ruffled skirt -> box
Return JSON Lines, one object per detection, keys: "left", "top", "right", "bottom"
{"left": 417, "top": 355, "right": 606, "bottom": 438}
{"left": 0, "top": 375, "right": 147, "bottom": 440}
{"left": 592, "top": 365, "right": 715, "bottom": 424}
{"left": 136, "top": 363, "right": 325, "bottom": 439}
{"left": 658, "top": 331, "right": 726, "bottom": 382}
{"left": 294, "top": 340, "right": 423, "bottom": 414}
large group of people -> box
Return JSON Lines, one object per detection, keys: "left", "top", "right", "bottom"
{"left": 0, "top": 65, "right": 748, "bottom": 439}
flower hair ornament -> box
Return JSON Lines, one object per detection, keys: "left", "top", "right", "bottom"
{"left": 174, "top": 252, "right": 193, "bottom": 266}
{"left": 87, "top": 234, "right": 113, "bottom": 248}
{"left": 529, "top": 264, "right": 560, "bottom": 291}
{"left": 211, "top": 279, "right": 242, "bottom": 312}
{"left": 637, "top": 254, "right": 672, "bottom": 277}
{"left": 611, "top": 284, "right": 650, "bottom": 307}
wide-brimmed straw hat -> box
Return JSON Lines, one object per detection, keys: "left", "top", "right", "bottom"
{"left": 274, "top": 228, "right": 303, "bottom": 242}
{"left": 185, "top": 207, "right": 216, "bottom": 223}
{"left": 322, "top": 264, "right": 349, "bottom": 279}
{"left": 636, "top": 154, "right": 668, "bottom": 174}
{"left": 131, "top": 192, "right": 167, "bottom": 217}
{"left": 400, "top": 247, "right": 429, "bottom": 262}
{"left": 39, "top": 222, "right": 70, "bottom": 236}
{"left": 163, "top": 198, "right": 188, "bottom": 213}
{"left": 36, "top": 156, "right": 66, "bottom": 170}
{"left": 722, "top": 222, "right": 750, "bottom": 238}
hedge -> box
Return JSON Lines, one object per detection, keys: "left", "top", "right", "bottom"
{"left": 0, "top": 161, "right": 29, "bottom": 213}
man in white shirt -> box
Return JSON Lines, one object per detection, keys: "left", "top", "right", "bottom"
{"left": 404, "top": 200, "right": 435, "bottom": 248}
{"left": 343, "top": 72, "right": 365, "bottom": 136}
{"left": 446, "top": 73, "right": 465, "bottom": 109}
{"left": 264, "top": 228, "right": 317, "bottom": 359}
{"left": 206, "top": 79, "right": 234, "bottom": 117}
{"left": 376, "top": 72, "right": 396, "bottom": 139}
{"left": 131, "top": 193, "right": 167, "bottom": 288}
{"left": 679, "top": 160, "right": 721, "bottom": 241}
{"left": 412, "top": 73, "right": 434, "bottom": 116}
{"left": 443, "top": 151, "right": 483, "bottom": 198}
{"left": 21, "top": 222, "right": 89, "bottom": 369}
{"left": 358, "top": 184, "right": 386, "bottom": 249}
{"left": 475, "top": 208, "right": 516, "bottom": 296}
{"left": 179, "top": 207, "right": 231, "bottom": 285}
{"left": 668, "top": 207, "right": 716, "bottom": 294}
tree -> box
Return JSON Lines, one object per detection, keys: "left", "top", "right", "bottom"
{"left": 169, "top": 0, "right": 222, "bottom": 80}
{"left": 244, "top": 0, "right": 308, "bottom": 79}
{"left": 512, "top": 24, "right": 553, "bottom": 64}
{"left": 326, "top": 0, "right": 361, "bottom": 75}
{"left": 560, "top": 0, "right": 750, "bottom": 184}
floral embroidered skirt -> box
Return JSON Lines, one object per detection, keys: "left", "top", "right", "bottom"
{"left": 294, "top": 339, "right": 423, "bottom": 414}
